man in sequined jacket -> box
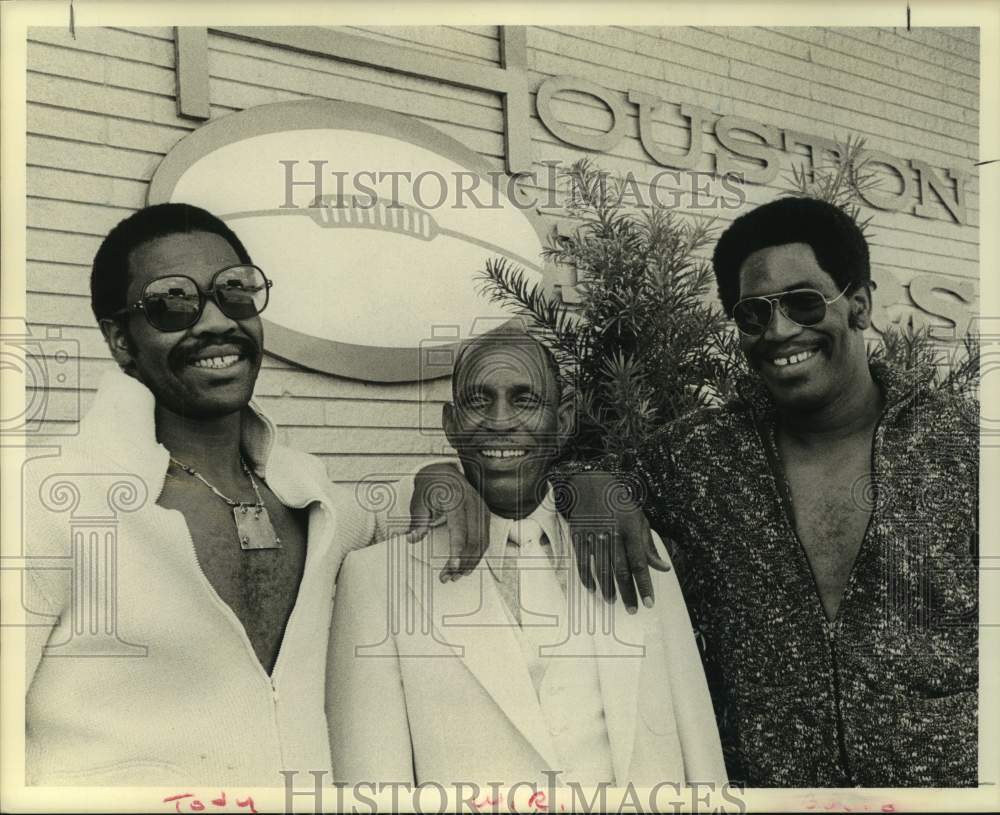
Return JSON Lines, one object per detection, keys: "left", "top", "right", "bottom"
{"left": 636, "top": 196, "right": 978, "bottom": 787}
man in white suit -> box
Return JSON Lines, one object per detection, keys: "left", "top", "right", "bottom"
{"left": 328, "top": 326, "right": 726, "bottom": 788}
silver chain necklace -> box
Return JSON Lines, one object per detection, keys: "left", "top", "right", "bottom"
{"left": 169, "top": 456, "right": 282, "bottom": 550}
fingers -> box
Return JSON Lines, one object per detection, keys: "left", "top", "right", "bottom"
{"left": 456, "top": 488, "right": 489, "bottom": 577}
{"left": 570, "top": 529, "right": 596, "bottom": 593}
{"left": 644, "top": 520, "right": 673, "bottom": 573}
{"left": 592, "top": 531, "right": 617, "bottom": 605}
{"left": 647, "top": 538, "right": 672, "bottom": 572}
{"left": 572, "top": 524, "right": 653, "bottom": 614}
{"left": 408, "top": 478, "right": 433, "bottom": 534}
{"left": 623, "top": 514, "right": 655, "bottom": 609}
{"left": 611, "top": 531, "right": 639, "bottom": 613}
{"left": 420, "top": 470, "right": 489, "bottom": 583}
{"left": 566, "top": 520, "right": 619, "bottom": 604}
{"left": 404, "top": 505, "right": 430, "bottom": 539}
{"left": 441, "top": 504, "right": 468, "bottom": 583}
{"left": 405, "top": 512, "right": 446, "bottom": 544}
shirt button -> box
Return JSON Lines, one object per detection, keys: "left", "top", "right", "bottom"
{"left": 549, "top": 721, "right": 566, "bottom": 736}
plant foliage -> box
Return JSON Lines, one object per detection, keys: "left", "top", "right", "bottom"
{"left": 477, "top": 159, "right": 746, "bottom": 465}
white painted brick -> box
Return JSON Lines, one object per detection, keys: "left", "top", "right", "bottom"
{"left": 27, "top": 198, "right": 134, "bottom": 238}
{"left": 27, "top": 228, "right": 102, "bottom": 266}
{"left": 28, "top": 26, "right": 175, "bottom": 68}
{"left": 27, "top": 134, "right": 162, "bottom": 180}
{"left": 208, "top": 32, "right": 503, "bottom": 110}
{"left": 209, "top": 49, "right": 504, "bottom": 132}
{"left": 343, "top": 25, "right": 500, "bottom": 64}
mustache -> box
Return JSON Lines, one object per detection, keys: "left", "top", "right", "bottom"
{"left": 454, "top": 436, "right": 561, "bottom": 453}
{"left": 168, "top": 333, "right": 261, "bottom": 369}
{"left": 746, "top": 337, "right": 828, "bottom": 357}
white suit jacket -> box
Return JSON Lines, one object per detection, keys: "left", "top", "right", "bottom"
{"left": 327, "top": 512, "right": 727, "bottom": 787}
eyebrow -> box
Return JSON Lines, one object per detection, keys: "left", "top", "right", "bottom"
{"left": 457, "top": 383, "right": 494, "bottom": 401}
{"left": 457, "top": 382, "right": 546, "bottom": 401}
{"left": 739, "top": 281, "right": 821, "bottom": 299}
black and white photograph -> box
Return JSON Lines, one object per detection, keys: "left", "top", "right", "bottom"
{"left": 1, "top": 1, "right": 995, "bottom": 812}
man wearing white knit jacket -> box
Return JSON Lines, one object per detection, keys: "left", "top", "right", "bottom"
{"left": 22, "top": 203, "right": 386, "bottom": 786}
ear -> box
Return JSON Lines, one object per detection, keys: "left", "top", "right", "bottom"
{"left": 99, "top": 318, "right": 136, "bottom": 371}
{"left": 555, "top": 397, "right": 575, "bottom": 450}
{"left": 442, "top": 402, "right": 459, "bottom": 450}
{"left": 848, "top": 285, "right": 872, "bottom": 330}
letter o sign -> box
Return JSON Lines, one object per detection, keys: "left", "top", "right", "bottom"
{"left": 536, "top": 75, "right": 628, "bottom": 153}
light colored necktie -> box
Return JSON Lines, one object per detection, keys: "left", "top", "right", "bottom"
{"left": 496, "top": 518, "right": 544, "bottom": 626}
{"left": 496, "top": 520, "right": 526, "bottom": 626}
{"left": 508, "top": 518, "right": 563, "bottom": 630}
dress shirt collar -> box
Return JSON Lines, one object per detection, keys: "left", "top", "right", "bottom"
{"left": 483, "top": 484, "right": 565, "bottom": 580}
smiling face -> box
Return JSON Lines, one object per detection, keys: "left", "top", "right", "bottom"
{"left": 443, "top": 338, "right": 572, "bottom": 518}
{"left": 737, "top": 242, "right": 871, "bottom": 413}
{"left": 100, "top": 231, "right": 263, "bottom": 419}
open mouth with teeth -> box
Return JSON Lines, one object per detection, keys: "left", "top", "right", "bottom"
{"left": 768, "top": 348, "right": 820, "bottom": 368}
{"left": 189, "top": 354, "right": 245, "bottom": 370}
{"left": 480, "top": 448, "right": 528, "bottom": 460}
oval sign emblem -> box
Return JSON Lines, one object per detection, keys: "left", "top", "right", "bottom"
{"left": 149, "top": 99, "right": 545, "bottom": 382}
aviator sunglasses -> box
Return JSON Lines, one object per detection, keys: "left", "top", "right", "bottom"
{"left": 731, "top": 283, "right": 852, "bottom": 337}
{"left": 112, "top": 264, "right": 273, "bottom": 332}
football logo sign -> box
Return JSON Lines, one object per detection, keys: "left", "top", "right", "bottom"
{"left": 149, "top": 99, "right": 546, "bottom": 382}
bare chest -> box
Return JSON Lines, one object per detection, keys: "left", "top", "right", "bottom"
{"left": 158, "top": 476, "right": 309, "bottom": 674}
{"left": 777, "top": 433, "right": 875, "bottom": 622}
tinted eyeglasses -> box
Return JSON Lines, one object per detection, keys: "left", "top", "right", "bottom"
{"left": 731, "top": 284, "right": 851, "bottom": 337}
{"left": 112, "top": 264, "right": 272, "bottom": 332}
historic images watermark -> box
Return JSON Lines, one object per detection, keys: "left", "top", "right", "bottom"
{"left": 350, "top": 470, "right": 646, "bottom": 661}
{"left": 278, "top": 160, "right": 748, "bottom": 213}
{"left": 1, "top": 318, "right": 80, "bottom": 437}
{"left": 278, "top": 771, "right": 747, "bottom": 814}
{"left": 2, "top": 317, "right": 149, "bottom": 657}
{"left": 972, "top": 316, "right": 999, "bottom": 448}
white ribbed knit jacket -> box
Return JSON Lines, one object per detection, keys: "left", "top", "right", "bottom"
{"left": 23, "top": 368, "right": 376, "bottom": 786}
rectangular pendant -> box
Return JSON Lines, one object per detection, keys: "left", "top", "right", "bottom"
{"left": 233, "top": 504, "right": 282, "bottom": 550}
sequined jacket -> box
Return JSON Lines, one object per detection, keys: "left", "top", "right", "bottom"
{"left": 636, "top": 362, "right": 978, "bottom": 787}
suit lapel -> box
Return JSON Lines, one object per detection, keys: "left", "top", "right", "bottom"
{"left": 405, "top": 528, "right": 563, "bottom": 771}
{"left": 557, "top": 513, "right": 646, "bottom": 786}
{"left": 592, "top": 592, "right": 646, "bottom": 784}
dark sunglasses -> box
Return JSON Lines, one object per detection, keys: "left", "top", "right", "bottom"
{"left": 112, "top": 264, "right": 273, "bottom": 332}
{"left": 731, "top": 284, "right": 851, "bottom": 337}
